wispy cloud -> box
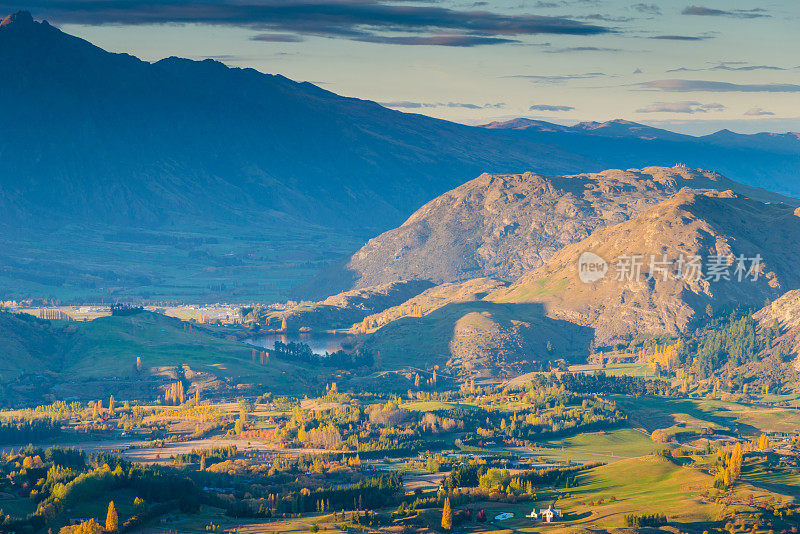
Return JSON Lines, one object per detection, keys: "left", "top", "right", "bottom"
{"left": 641, "top": 79, "right": 800, "bottom": 92}
{"left": 631, "top": 3, "right": 661, "bottom": 15}
{"left": 504, "top": 72, "right": 606, "bottom": 84}
{"left": 668, "top": 63, "right": 786, "bottom": 72}
{"left": 11, "top": 0, "right": 611, "bottom": 47}
{"left": 650, "top": 34, "right": 711, "bottom": 41}
{"left": 355, "top": 34, "right": 518, "bottom": 46}
{"left": 380, "top": 101, "right": 505, "bottom": 109}
{"left": 636, "top": 101, "right": 725, "bottom": 113}
{"left": 529, "top": 104, "right": 575, "bottom": 111}
{"left": 681, "top": 5, "right": 770, "bottom": 18}
{"left": 251, "top": 33, "right": 304, "bottom": 42}
{"left": 543, "top": 46, "right": 623, "bottom": 53}
{"left": 744, "top": 107, "right": 775, "bottom": 116}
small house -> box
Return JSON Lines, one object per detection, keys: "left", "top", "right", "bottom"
{"left": 527, "top": 505, "right": 562, "bottom": 523}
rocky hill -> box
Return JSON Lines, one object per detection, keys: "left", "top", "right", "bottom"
{"left": 359, "top": 300, "right": 591, "bottom": 379}
{"left": 754, "top": 289, "right": 800, "bottom": 360}
{"left": 491, "top": 190, "right": 800, "bottom": 344}
{"left": 338, "top": 167, "right": 796, "bottom": 289}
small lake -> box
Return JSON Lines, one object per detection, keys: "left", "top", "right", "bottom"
{"left": 244, "top": 332, "right": 359, "bottom": 355}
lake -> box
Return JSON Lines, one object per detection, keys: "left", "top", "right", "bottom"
{"left": 244, "top": 332, "right": 359, "bottom": 355}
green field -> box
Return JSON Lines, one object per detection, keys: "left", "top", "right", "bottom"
{"left": 532, "top": 428, "right": 665, "bottom": 463}
{"left": 615, "top": 396, "right": 800, "bottom": 436}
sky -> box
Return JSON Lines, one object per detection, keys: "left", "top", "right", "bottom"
{"left": 10, "top": 0, "right": 800, "bottom": 135}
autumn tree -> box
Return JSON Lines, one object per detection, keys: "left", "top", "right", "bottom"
{"left": 105, "top": 501, "right": 119, "bottom": 532}
{"left": 730, "top": 442, "right": 743, "bottom": 479}
{"left": 441, "top": 496, "right": 452, "bottom": 531}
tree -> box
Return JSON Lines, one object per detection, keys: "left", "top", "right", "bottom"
{"left": 109, "top": 395, "right": 115, "bottom": 416}
{"left": 758, "top": 433, "right": 769, "bottom": 451}
{"left": 730, "top": 442, "right": 743, "bottom": 479}
{"left": 441, "top": 497, "right": 452, "bottom": 531}
{"left": 136, "top": 356, "right": 142, "bottom": 372}
{"left": 105, "top": 501, "right": 119, "bottom": 532}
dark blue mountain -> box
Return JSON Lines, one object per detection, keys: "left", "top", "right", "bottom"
{"left": 0, "top": 11, "right": 797, "bottom": 301}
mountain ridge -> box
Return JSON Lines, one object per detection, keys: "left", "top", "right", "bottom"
{"left": 2, "top": 11, "right": 800, "bottom": 301}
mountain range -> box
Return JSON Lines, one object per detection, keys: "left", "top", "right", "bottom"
{"left": 1, "top": 11, "right": 800, "bottom": 301}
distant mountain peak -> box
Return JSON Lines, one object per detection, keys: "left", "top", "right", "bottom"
{"left": 481, "top": 118, "right": 571, "bottom": 132}
{"left": 1, "top": 10, "right": 34, "bottom": 28}
{"left": 575, "top": 118, "right": 642, "bottom": 129}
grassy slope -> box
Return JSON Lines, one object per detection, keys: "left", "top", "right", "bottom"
{"left": 616, "top": 396, "right": 800, "bottom": 436}
{"left": 362, "top": 301, "right": 591, "bottom": 374}
{"left": 741, "top": 456, "right": 800, "bottom": 497}
{"left": 64, "top": 312, "right": 256, "bottom": 378}
{"left": 48, "top": 311, "right": 313, "bottom": 394}
{"left": 0, "top": 311, "right": 63, "bottom": 378}
{"left": 533, "top": 428, "right": 664, "bottom": 463}
{"left": 553, "top": 455, "right": 788, "bottom": 527}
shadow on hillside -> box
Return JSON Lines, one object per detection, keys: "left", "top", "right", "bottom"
{"left": 366, "top": 300, "right": 594, "bottom": 375}
{"left": 616, "top": 397, "right": 761, "bottom": 435}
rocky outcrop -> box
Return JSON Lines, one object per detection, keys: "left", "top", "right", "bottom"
{"left": 343, "top": 167, "right": 796, "bottom": 288}
{"left": 491, "top": 189, "right": 800, "bottom": 344}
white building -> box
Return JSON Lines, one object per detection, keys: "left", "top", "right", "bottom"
{"left": 527, "top": 505, "right": 563, "bottom": 523}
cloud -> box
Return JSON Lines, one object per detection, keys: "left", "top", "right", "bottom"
{"left": 636, "top": 101, "right": 725, "bottom": 113}
{"left": 251, "top": 33, "right": 304, "bottom": 42}
{"left": 529, "top": 104, "right": 575, "bottom": 112}
{"left": 668, "top": 63, "right": 785, "bottom": 72}
{"left": 681, "top": 5, "right": 770, "bottom": 18}
{"left": 380, "top": 101, "right": 505, "bottom": 109}
{"left": 14, "top": 1, "right": 611, "bottom": 47}
{"left": 650, "top": 34, "right": 711, "bottom": 41}
{"left": 641, "top": 79, "right": 800, "bottom": 93}
{"left": 355, "top": 34, "right": 518, "bottom": 46}
{"left": 543, "top": 46, "right": 622, "bottom": 53}
{"left": 504, "top": 72, "right": 606, "bottom": 84}
{"left": 631, "top": 3, "right": 661, "bottom": 15}
{"left": 576, "top": 14, "right": 634, "bottom": 22}
{"left": 744, "top": 107, "right": 775, "bottom": 116}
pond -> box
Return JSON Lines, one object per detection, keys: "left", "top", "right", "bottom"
{"left": 244, "top": 331, "right": 359, "bottom": 355}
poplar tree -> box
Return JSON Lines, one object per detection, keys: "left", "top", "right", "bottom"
{"left": 441, "top": 497, "right": 452, "bottom": 531}
{"left": 105, "top": 501, "right": 119, "bottom": 532}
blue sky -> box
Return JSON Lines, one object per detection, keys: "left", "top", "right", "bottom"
{"left": 12, "top": 0, "right": 800, "bottom": 134}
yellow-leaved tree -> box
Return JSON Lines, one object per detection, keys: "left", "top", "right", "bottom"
{"left": 105, "top": 501, "right": 119, "bottom": 532}
{"left": 441, "top": 496, "right": 452, "bottom": 531}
